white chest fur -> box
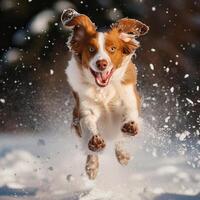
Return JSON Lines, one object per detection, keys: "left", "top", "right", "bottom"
{"left": 66, "top": 55, "right": 139, "bottom": 142}
{"left": 66, "top": 56, "right": 119, "bottom": 105}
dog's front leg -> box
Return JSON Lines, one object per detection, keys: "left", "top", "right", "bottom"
{"left": 80, "top": 102, "right": 105, "bottom": 180}
{"left": 81, "top": 114, "right": 106, "bottom": 152}
{"left": 121, "top": 85, "right": 140, "bottom": 136}
{"left": 80, "top": 102, "right": 106, "bottom": 152}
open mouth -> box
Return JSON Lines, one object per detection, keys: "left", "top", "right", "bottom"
{"left": 90, "top": 68, "right": 114, "bottom": 87}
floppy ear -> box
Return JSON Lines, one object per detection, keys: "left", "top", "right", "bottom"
{"left": 61, "top": 9, "right": 96, "bottom": 40}
{"left": 113, "top": 18, "right": 149, "bottom": 42}
{"left": 111, "top": 18, "right": 149, "bottom": 54}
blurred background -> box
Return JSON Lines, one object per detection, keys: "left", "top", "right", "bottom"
{"left": 0, "top": 0, "right": 199, "bottom": 136}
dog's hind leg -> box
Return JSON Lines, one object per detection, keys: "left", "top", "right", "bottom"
{"left": 72, "top": 92, "right": 82, "bottom": 137}
{"left": 85, "top": 154, "right": 99, "bottom": 180}
{"left": 115, "top": 142, "right": 130, "bottom": 166}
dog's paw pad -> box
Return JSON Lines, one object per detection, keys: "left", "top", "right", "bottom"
{"left": 85, "top": 155, "right": 99, "bottom": 180}
{"left": 121, "top": 121, "right": 138, "bottom": 136}
{"left": 88, "top": 134, "right": 106, "bottom": 152}
{"left": 115, "top": 149, "right": 130, "bottom": 166}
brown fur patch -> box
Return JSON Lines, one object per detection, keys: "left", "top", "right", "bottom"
{"left": 104, "top": 30, "right": 124, "bottom": 69}
{"left": 112, "top": 18, "right": 149, "bottom": 37}
{"left": 121, "top": 62, "right": 137, "bottom": 85}
{"left": 121, "top": 63, "right": 141, "bottom": 112}
{"left": 105, "top": 29, "right": 138, "bottom": 70}
{"left": 70, "top": 30, "right": 99, "bottom": 68}
{"left": 134, "top": 86, "right": 141, "bottom": 112}
{"left": 62, "top": 11, "right": 99, "bottom": 68}
{"left": 81, "top": 36, "right": 99, "bottom": 68}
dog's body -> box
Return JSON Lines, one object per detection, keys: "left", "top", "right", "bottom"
{"left": 61, "top": 9, "right": 149, "bottom": 179}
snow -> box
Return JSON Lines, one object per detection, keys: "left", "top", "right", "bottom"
{"left": 152, "top": 7, "right": 156, "bottom": 12}
{"left": 184, "top": 74, "right": 189, "bottom": 78}
{"left": 53, "top": 1, "right": 75, "bottom": 13}
{"left": 0, "top": 150, "right": 44, "bottom": 189}
{"left": 156, "top": 165, "right": 178, "bottom": 175}
{"left": 170, "top": 87, "right": 174, "bottom": 93}
{"left": 151, "top": 48, "right": 156, "bottom": 52}
{"left": 4, "top": 48, "right": 20, "bottom": 64}
{"left": 186, "top": 98, "right": 194, "bottom": 105}
{"left": 66, "top": 174, "right": 75, "bottom": 182}
{"left": 107, "top": 8, "right": 123, "bottom": 21}
{"left": 153, "top": 83, "right": 158, "bottom": 87}
{"left": 176, "top": 132, "right": 186, "bottom": 141}
{"left": 165, "top": 67, "right": 170, "bottom": 73}
{"left": 0, "top": 120, "right": 199, "bottom": 200}
{"left": 50, "top": 69, "right": 54, "bottom": 75}
{"left": 164, "top": 116, "right": 170, "bottom": 123}
{"left": 176, "top": 131, "right": 191, "bottom": 142}
{"left": 149, "top": 63, "right": 154, "bottom": 70}
{"left": 0, "top": 98, "right": 5, "bottom": 104}
{"left": 29, "top": 10, "right": 55, "bottom": 34}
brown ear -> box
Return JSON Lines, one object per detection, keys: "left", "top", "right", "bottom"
{"left": 113, "top": 18, "right": 149, "bottom": 37}
{"left": 61, "top": 9, "right": 96, "bottom": 37}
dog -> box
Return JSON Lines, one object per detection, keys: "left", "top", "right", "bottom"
{"left": 61, "top": 9, "right": 149, "bottom": 180}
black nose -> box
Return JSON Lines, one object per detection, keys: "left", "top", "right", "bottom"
{"left": 96, "top": 59, "right": 108, "bottom": 71}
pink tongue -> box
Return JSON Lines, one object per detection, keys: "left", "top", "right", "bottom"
{"left": 101, "top": 72, "right": 109, "bottom": 82}
{"left": 96, "top": 73, "right": 102, "bottom": 82}
{"left": 96, "top": 72, "right": 109, "bottom": 83}
{"left": 95, "top": 71, "right": 112, "bottom": 85}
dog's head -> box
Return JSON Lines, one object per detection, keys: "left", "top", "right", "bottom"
{"left": 61, "top": 9, "right": 149, "bottom": 87}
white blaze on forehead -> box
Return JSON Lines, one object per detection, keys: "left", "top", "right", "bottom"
{"left": 89, "top": 32, "right": 112, "bottom": 72}
{"left": 97, "top": 32, "right": 109, "bottom": 59}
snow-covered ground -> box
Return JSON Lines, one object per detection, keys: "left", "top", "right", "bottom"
{"left": 0, "top": 118, "right": 199, "bottom": 200}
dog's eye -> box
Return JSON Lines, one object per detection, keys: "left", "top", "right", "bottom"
{"left": 88, "top": 46, "right": 95, "bottom": 53}
{"left": 109, "top": 46, "right": 116, "bottom": 53}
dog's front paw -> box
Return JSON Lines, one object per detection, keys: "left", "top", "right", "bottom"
{"left": 85, "top": 155, "right": 99, "bottom": 180}
{"left": 121, "top": 121, "right": 139, "bottom": 136}
{"left": 88, "top": 134, "right": 106, "bottom": 152}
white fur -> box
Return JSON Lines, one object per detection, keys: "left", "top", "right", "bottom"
{"left": 119, "top": 32, "right": 140, "bottom": 46}
{"left": 89, "top": 33, "right": 112, "bottom": 73}
{"left": 112, "top": 54, "right": 133, "bottom": 82}
{"left": 66, "top": 32, "right": 139, "bottom": 153}
{"left": 61, "top": 9, "right": 80, "bottom": 27}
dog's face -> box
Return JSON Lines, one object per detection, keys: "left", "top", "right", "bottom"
{"left": 61, "top": 9, "right": 149, "bottom": 87}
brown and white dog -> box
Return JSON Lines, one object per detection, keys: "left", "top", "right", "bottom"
{"left": 61, "top": 9, "right": 149, "bottom": 180}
